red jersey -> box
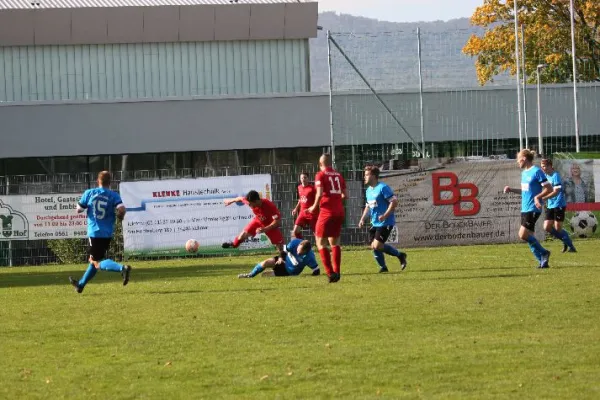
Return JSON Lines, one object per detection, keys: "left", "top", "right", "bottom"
{"left": 315, "top": 167, "right": 346, "bottom": 216}
{"left": 243, "top": 198, "right": 281, "bottom": 225}
{"left": 297, "top": 184, "right": 316, "bottom": 211}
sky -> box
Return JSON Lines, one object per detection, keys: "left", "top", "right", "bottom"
{"left": 317, "top": 0, "right": 483, "bottom": 23}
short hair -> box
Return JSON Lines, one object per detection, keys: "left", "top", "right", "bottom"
{"left": 517, "top": 149, "right": 536, "bottom": 162}
{"left": 364, "top": 165, "right": 380, "bottom": 178}
{"left": 541, "top": 158, "right": 553, "bottom": 166}
{"left": 245, "top": 190, "right": 260, "bottom": 202}
{"left": 98, "top": 171, "right": 111, "bottom": 186}
{"left": 300, "top": 171, "right": 309, "bottom": 178}
{"left": 320, "top": 153, "right": 332, "bottom": 167}
{"left": 299, "top": 240, "right": 312, "bottom": 252}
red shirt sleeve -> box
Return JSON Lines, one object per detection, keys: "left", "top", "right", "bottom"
{"left": 264, "top": 200, "right": 280, "bottom": 220}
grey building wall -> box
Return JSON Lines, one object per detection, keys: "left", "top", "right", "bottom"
{"left": 1, "top": 85, "right": 599, "bottom": 159}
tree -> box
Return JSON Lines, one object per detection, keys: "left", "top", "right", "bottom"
{"left": 463, "top": 0, "right": 600, "bottom": 85}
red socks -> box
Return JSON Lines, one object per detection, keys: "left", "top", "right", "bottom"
{"left": 318, "top": 248, "right": 334, "bottom": 276}
{"left": 232, "top": 237, "right": 241, "bottom": 248}
{"left": 331, "top": 246, "right": 341, "bottom": 274}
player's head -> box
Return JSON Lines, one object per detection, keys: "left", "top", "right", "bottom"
{"left": 299, "top": 172, "right": 309, "bottom": 186}
{"left": 245, "top": 190, "right": 261, "bottom": 207}
{"left": 297, "top": 240, "right": 312, "bottom": 255}
{"left": 319, "top": 154, "right": 332, "bottom": 171}
{"left": 517, "top": 149, "right": 535, "bottom": 169}
{"left": 364, "top": 165, "right": 380, "bottom": 186}
{"left": 97, "top": 171, "right": 111, "bottom": 187}
{"left": 540, "top": 158, "right": 554, "bottom": 174}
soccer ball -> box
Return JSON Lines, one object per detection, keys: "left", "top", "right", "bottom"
{"left": 185, "top": 239, "right": 200, "bottom": 253}
{"left": 569, "top": 212, "right": 598, "bottom": 238}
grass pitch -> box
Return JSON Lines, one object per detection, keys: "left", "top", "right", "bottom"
{"left": 1, "top": 240, "right": 599, "bottom": 399}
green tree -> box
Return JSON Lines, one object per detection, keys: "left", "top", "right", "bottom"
{"left": 463, "top": 0, "right": 600, "bottom": 85}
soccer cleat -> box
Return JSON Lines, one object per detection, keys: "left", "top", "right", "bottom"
{"left": 398, "top": 252, "right": 408, "bottom": 270}
{"left": 562, "top": 244, "right": 577, "bottom": 253}
{"left": 539, "top": 251, "right": 551, "bottom": 269}
{"left": 311, "top": 268, "right": 321, "bottom": 276}
{"left": 328, "top": 273, "right": 340, "bottom": 283}
{"left": 68, "top": 276, "right": 83, "bottom": 293}
{"left": 238, "top": 273, "right": 252, "bottom": 278}
{"left": 378, "top": 267, "right": 389, "bottom": 273}
{"left": 222, "top": 242, "right": 233, "bottom": 249}
{"left": 122, "top": 265, "right": 132, "bottom": 286}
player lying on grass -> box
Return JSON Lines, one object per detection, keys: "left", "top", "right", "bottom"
{"left": 222, "top": 190, "right": 284, "bottom": 252}
{"left": 238, "top": 238, "right": 320, "bottom": 278}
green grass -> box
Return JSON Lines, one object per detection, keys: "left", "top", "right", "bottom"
{"left": 1, "top": 240, "right": 600, "bottom": 399}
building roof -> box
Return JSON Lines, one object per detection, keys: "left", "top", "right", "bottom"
{"left": 0, "top": 0, "right": 304, "bottom": 9}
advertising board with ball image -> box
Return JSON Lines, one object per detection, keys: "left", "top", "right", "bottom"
{"left": 555, "top": 159, "right": 600, "bottom": 240}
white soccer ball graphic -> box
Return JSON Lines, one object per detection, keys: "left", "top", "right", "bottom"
{"left": 185, "top": 239, "right": 200, "bottom": 253}
{"left": 569, "top": 211, "right": 598, "bottom": 238}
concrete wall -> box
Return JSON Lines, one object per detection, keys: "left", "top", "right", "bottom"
{"left": 1, "top": 85, "right": 599, "bottom": 159}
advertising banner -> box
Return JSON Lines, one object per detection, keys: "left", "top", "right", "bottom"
{"left": 0, "top": 194, "right": 86, "bottom": 240}
{"left": 120, "top": 175, "right": 273, "bottom": 256}
{"left": 382, "top": 159, "right": 543, "bottom": 248}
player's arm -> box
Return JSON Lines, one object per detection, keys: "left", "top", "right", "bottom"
{"left": 224, "top": 196, "right": 244, "bottom": 206}
{"left": 307, "top": 186, "right": 322, "bottom": 214}
{"left": 292, "top": 197, "right": 301, "bottom": 216}
{"left": 260, "top": 216, "right": 281, "bottom": 232}
{"left": 379, "top": 197, "right": 398, "bottom": 222}
{"left": 307, "top": 254, "right": 320, "bottom": 276}
{"left": 358, "top": 204, "right": 370, "bottom": 228}
{"left": 542, "top": 184, "right": 561, "bottom": 201}
{"left": 535, "top": 181, "right": 552, "bottom": 208}
{"left": 116, "top": 204, "right": 126, "bottom": 220}
{"left": 77, "top": 190, "right": 90, "bottom": 213}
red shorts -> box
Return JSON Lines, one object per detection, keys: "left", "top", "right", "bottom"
{"left": 294, "top": 210, "right": 317, "bottom": 231}
{"left": 315, "top": 214, "right": 344, "bottom": 238}
{"left": 245, "top": 218, "right": 284, "bottom": 246}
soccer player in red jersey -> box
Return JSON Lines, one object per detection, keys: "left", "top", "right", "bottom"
{"left": 307, "top": 154, "right": 348, "bottom": 283}
{"left": 291, "top": 172, "right": 318, "bottom": 239}
{"left": 222, "top": 190, "right": 284, "bottom": 252}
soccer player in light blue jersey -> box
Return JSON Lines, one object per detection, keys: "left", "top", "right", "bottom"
{"left": 68, "top": 171, "right": 131, "bottom": 293}
{"left": 504, "top": 150, "right": 553, "bottom": 268}
{"left": 238, "top": 238, "right": 320, "bottom": 278}
{"left": 358, "top": 165, "right": 407, "bottom": 273}
{"left": 541, "top": 158, "right": 576, "bottom": 253}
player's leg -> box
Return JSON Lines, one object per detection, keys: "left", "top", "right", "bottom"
{"left": 377, "top": 226, "right": 407, "bottom": 271}
{"left": 265, "top": 228, "right": 285, "bottom": 253}
{"left": 369, "top": 228, "right": 387, "bottom": 272}
{"left": 94, "top": 239, "right": 131, "bottom": 285}
{"left": 553, "top": 209, "right": 576, "bottom": 253}
{"left": 239, "top": 257, "right": 277, "bottom": 278}
{"left": 314, "top": 215, "right": 334, "bottom": 279}
{"left": 292, "top": 213, "right": 306, "bottom": 239}
{"left": 223, "top": 220, "right": 256, "bottom": 248}
{"left": 519, "top": 213, "right": 550, "bottom": 267}
{"left": 328, "top": 216, "right": 344, "bottom": 282}
{"left": 69, "top": 239, "right": 99, "bottom": 293}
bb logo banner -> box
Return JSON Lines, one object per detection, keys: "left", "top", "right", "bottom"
{"left": 432, "top": 172, "right": 480, "bottom": 216}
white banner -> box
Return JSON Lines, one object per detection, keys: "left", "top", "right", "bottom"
{"left": 382, "top": 159, "right": 545, "bottom": 248}
{"left": 120, "top": 175, "right": 273, "bottom": 256}
{"left": 0, "top": 194, "right": 86, "bottom": 240}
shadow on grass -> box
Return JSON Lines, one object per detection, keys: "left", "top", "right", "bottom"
{"left": 0, "top": 262, "right": 248, "bottom": 289}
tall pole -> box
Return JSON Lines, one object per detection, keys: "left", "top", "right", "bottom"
{"left": 514, "top": 0, "right": 524, "bottom": 150}
{"left": 569, "top": 0, "right": 581, "bottom": 152}
{"left": 6, "top": 176, "right": 12, "bottom": 267}
{"left": 536, "top": 65, "right": 546, "bottom": 157}
{"left": 417, "top": 27, "right": 426, "bottom": 158}
{"left": 521, "top": 24, "right": 529, "bottom": 148}
{"left": 327, "top": 30, "right": 336, "bottom": 167}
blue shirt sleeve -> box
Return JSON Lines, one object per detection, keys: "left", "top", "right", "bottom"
{"left": 535, "top": 168, "right": 548, "bottom": 184}
{"left": 552, "top": 173, "right": 562, "bottom": 187}
{"left": 381, "top": 184, "right": 395, "bottom": 200}
{"left": 78, "top": 189, "right": 90, "bottom": 209}
{"left": 306, "top": 251, "right": 319, "bottom": 269}
{"left": 112, "top": 191, "right": 124, "bottom": 208}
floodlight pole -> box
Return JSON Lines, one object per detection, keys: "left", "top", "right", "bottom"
{"left": 417, "top": 27, "right": 426, "bottom": 158}
{"left": 569, "top": 0, "right": 581, "bottom": 153}
{"left": 514, "top": 0, "right": 524, "bottom": 150}
{"left": 327, "top": 30, "right": 336, "bottom": 167}
{"left": 536, "top": 64, "right": 547, "bottom": 157}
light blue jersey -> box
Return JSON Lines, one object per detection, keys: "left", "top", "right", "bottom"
{"left": 366, "top": 182, "right": 396, "bottom": 227}
{"left": 521, "top": 166, "right": 548, "bottom": 213}
{"left": 546, "top": 171, "right": 567, "bottom": 209}
{"left": 284, "top": 239, "right": 319, "bottom": 276}
{"left": 79, "top": 188, "right": 123, "bottom": 238}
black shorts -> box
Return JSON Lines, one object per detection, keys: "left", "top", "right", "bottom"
{"left": 545, "top": 207, "right": 566, "bottom": 222}
{"left": 272, "top": 257, "right": 290, "bottom": 277}
{"left": 369, "top": 226, "right": 393, "bottom": 243}
{"left": 88, "top": 237, "right": 112, "bottom": 262}
{"left": 520, "top": 212, "right": 541, "bottom": 232}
